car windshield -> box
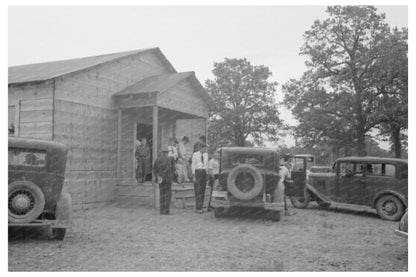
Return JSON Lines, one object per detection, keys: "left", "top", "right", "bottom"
{"left": 8, "top": 148, "right": 46, "bottom": 167}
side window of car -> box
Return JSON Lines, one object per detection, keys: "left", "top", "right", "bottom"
{"left": 366, "top": 163, "right": 382, "bottom": 176}
{"left": 384, "top": 164, "right": 396, "bottom": 177}
{"left": 8, "top": 148, "right": 46, "bottom": 167}
{"left": 340, "top": 162, "right": 364, "bottom": 176}
{"left": 292, "top": 157, "right": 305, "bottom": 171}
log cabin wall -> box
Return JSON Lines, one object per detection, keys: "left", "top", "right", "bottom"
{"left": 52, "top": 51, "right": 173, "bottom": 207}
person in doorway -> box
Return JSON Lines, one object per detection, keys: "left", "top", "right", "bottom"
{"left": 168, "top": 137, "right": 178, "bottom": 161}
{"left": 207, "top": 151, "right": 220, "bottom": 211}
{"left": 136, "top": 137, "right": 151, "bottom": 185}
{"left": 193, "top": 135, "right": 207, "bottom": 153}
{"left": 177, "top": 136, "right": 191, "bottom": 183}
{"left": 153, "top": 145, "right": 176, "bottom": 215}
{"left": 191, "top": 143, "right": 209, "bottom": 213}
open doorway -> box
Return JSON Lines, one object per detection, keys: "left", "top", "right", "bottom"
{"left": 136, "top": 123, "right": 153, "bottom": 183}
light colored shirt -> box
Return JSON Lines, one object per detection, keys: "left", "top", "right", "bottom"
{"left": 279, "top": 166, "right": 291, "bottom": 183}
{"left": 168, "top": 145, "right": 178, "bottom": 159}
{"left": 178, "top": 142, "right": 189, "bottom": 160}
{"left": 208, "top": 158, "right": 220, "bottom": 175}
{"left": 191, "top": 151, "right": 209, "bottom": 174}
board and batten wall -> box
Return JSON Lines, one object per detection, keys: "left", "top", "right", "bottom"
{"left": 8, "top": 83, "right": 54, "bottom": 141}
{"left": 52, "top": 51, "right": 173, "bottom": 208}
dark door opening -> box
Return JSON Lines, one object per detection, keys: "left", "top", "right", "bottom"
{"left": 136, "top": 123, "right": 153, "bottom": 182}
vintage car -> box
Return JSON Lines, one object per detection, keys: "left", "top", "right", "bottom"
{"left": 8, "top": 137, "right": 71, "bottom": 240}
{"left": 290, "top": 156, "right": 408, "bottom": 221}
{"left": 394, "top": 210, "right": 408, "bottom": 238}
{"left": 211, "top": 147, "right": 306, "bottom": 221}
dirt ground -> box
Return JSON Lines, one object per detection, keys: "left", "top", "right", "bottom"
{"left": 8, "top": 202, "right": 408, "bottom": 271}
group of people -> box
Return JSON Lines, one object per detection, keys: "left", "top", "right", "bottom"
{"left": 153, "top": 135, "right": 219, "bottom": 215}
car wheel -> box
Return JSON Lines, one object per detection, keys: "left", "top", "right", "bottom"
{"left": 52, "top": 228, "right": 66, "bottom": 241}
{"left": 290, "top": 190, "right": 310, "bottom": 209}
{"left": 376, "top": 195, "right": 404, "bottom": 221}
{"left": 266, "top": 210, "right": 281, "bottom": 222}
{"left": 214, "top": 207, "right": 225, "bottom": 218}
{"left": 8, "top": 181, "right": 45, "bottom": 223}
{"left": 227, "top": 164, "right": 263, "bottom": 200}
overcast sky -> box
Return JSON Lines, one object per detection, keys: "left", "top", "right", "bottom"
{"left": 8, "top": 5, "right": 408, "bottom": 148}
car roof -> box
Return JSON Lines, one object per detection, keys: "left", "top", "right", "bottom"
{"left": 221, "top": 147, "right": 278, "bottom": 154}
{"left": 8, "top": 137, "right": 67, "bottom": 154}
{"left": 336, "top": 156, "right": 407, "bottom": 164}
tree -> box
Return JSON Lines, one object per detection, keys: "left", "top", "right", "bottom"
{"left": 284, "top": 6, "right": 407, "bottom": 156}
{"left": 206, "top": 58, "right": 282, "bottom": 148}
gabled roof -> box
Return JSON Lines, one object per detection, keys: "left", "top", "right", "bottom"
{"left": 8, "top": 48, "right": 176, "bottom": 85}
{"left": 114, "top": 72, "right": 215, "bottom": 109}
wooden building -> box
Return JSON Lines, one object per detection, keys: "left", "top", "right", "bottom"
{"left": 8, "top": 48, "right": 214, "bottom": 209}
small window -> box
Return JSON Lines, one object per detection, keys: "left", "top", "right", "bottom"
{"left": 8, "top": 148, "right": 46, "bottom": 167}
{"left": 307, "top": 156, "right": 314, "bottom": 163}
{"left": 293, "top": 157, "right": 305, "bottom": 171}
{"left": 8, "top": 106, "right": 16, "bottom": 136}
{"left": 232, "top": 153, "right": 264, "bottom": 166}
{"left": 384, "top": 164, "right": 396, "bottom": 177}
{"left": 340, "top": 162, "right": 364, "bottom": 175}
{"left": 366, "top": 163, "right": 382, "bottom": 176}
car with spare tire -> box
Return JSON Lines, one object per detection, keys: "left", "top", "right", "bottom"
{"left": 211, "top": 147, "right": 306, "bottom": 221}
{"left": 290, "top": 156, "right": 408, "bottom": 221}
{"left": 8, "top": 137, "right": 71, "bottom": 240}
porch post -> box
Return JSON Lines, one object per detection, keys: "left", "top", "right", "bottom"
{"left": 152, "top": 105, "right": 159, "bottom": 208}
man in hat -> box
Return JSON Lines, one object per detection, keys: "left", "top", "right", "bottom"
{"left": 153, "top": 145, "right": 176, "bottom": 215}
{"left": 191, "top": 142, "right": 209, "bottom": 213}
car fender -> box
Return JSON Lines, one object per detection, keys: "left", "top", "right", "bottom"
{"left": 53, "top": 192, "right": 72, "bottom": 228}
{"left": 372, "top": 190, "right": 408, "bottom": 208}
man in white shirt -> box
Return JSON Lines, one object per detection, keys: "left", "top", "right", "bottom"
{"left": 191, "top": 143, "right": 209, "bottom": 213}
{"left": 207, "top": 151, "right": 220, "bottom": 211}
{"left": 278, "top": 162, "right": 296, "bottom": 216}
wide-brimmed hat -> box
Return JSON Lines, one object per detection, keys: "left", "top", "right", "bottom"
{"left": 161, "top": 145, "right": 169, "bottom": 152}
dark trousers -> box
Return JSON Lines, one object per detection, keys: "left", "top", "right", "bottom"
{"left": 194, "top": 169, "right": 207, "bottom": 210}
{"left": 159, "top": 181, "right": 172, "bottom": 214}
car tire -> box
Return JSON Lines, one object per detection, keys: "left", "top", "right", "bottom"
{"left": 55, "top": 192, "right": 72, "bottom": 222}
{"left": 8, "top": 181, "right": 45, "bottom": 223}
{"left": 52, "top": 228, "right": 66, "bottom": 241}
{"left": 214, "top": 207, "right": 225, "bottom": 218}
{"left": 376, "top": 194, "right": 404, "bottom": 221}
{"left": 227, "top": 164, "right": 263, "bottom": 200}
{"left": 290, "top": 190, "right": 310, "bottom": 209}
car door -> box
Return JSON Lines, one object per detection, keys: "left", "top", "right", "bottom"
{"left": 285, "top": 156, "right": 306, "bottom": 197}
{"left": 364, "top": 163, "right": 397, "bottom": 205}
{"left": 336, "top": 161, "right": 366, "bottom": 204}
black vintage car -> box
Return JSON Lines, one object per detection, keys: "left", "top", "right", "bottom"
{"left": 211, "top": 147, "right": 306, "bottom": 221}
{"left": 8, "top": 137, "right": 72, "bottom": 240}
{"left": 290, "top": 156, "right": 408, "bottom": 221}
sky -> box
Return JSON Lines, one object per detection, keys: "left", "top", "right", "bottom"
{"left": 7, "top": 5, "right": 409, "bottom": 148}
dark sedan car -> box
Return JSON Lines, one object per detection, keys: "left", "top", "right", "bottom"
{"left": 290, "top": 156, "right": 407, "bottom": 221}
{"left": 8, "top": 137, "right": 72, "bottom": 240}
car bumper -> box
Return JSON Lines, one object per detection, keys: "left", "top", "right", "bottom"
{"left": 211, "top": 197, "right": 284, "bottom": 211}
{"left": 394, "top": 229, "right": 408, "bottom": 238}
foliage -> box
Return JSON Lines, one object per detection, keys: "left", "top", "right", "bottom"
{"left": 206, "top": 58, "right": 282, "bottom": 149}
{"left": 282, "top": 6, "right": 408, "bottom": 157}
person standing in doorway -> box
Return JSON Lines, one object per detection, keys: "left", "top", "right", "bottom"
{"left": 153, "top": 145, "right": 176, "bottom": 215}
{"left": 207, "top": 151, "right": 220, "bottom": 211}
{"left": 136, "top": 137, "right": 151, "bottom": 185}
{"left": 191, "top": 143, "right": 208, "bottom": 213}
{"left": 177, "top": 136, "right": 190, "bottom": 183}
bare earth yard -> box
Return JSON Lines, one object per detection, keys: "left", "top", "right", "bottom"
{"left": 8, "top": 202, "right": 408, "bottom": 271}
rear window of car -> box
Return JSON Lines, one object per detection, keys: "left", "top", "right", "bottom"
{"left": 232, "top": 153, "right": 264, "bottom": 166}
{"left": 8, "top": 148, "right": 46, "bottom": 167}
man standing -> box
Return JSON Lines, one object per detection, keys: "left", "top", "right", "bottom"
{"left": 153, "top": 145, "right": 176, "bottom": 215}
{"left": 136, "top": 137, "right": 151, "bottom": 185}
{"left": 278, "top": 162, "right": 296, "bottom": 216}
{"left": 177, "top": 136, "right": 190, "bottom": 183}
{"left": 207, "top": 151, "right": 220, "bottom": 211}
{"left": 191, "top": 143, "right": 208, "bottom": 213}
